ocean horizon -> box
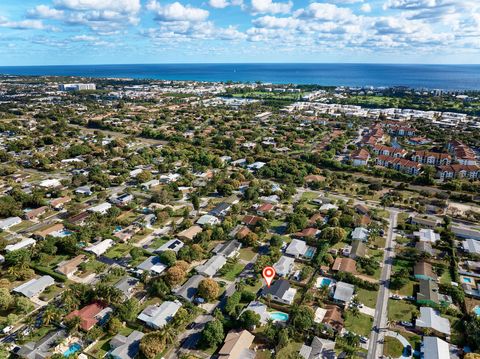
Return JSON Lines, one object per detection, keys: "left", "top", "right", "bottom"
{"left": 1, "top": 63, "right": 480, "bottom": 90}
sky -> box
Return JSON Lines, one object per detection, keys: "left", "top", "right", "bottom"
{"left": 0, "top": 0, "right": 479, "bottom": 65}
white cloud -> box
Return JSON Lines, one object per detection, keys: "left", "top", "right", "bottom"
{"left": 251, "top": 0, "right": 293, "bottom": 14}
{"left": 0, "top": 19, "right": 46, "bottom": 30}
{"left": 252, "top": 15, "right": 300, "bottom": 28}
{"left": 361, "top": 3, "right": 372, "bottom": 12}
{"left": 54, "top": 0, "right": 141, "bottom": 13}
{"left": 297, "top": 3, "right": 356, "bottom": 22}
{"left": 27, "top": 5, "right": 64, "bottom": 19}
{"left": 148, "top": 1, "right": 209, "bottom": 22}
{"left": 209, "top": 0, "right": 230, "bottom": 8}
{"left": 72, "top": 34, "right": 97, "bottom": 41}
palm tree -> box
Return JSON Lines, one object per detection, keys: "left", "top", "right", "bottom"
{"left": 42, "top": 306, "right": 57, "bottom": 326}
{"left": 65, "top": 316, "right": 82, "bottom": 334}
{"left": 349, "top": 306, "right": 360, "bottom": 318}
{"left": 161, "top": 325, "right": 177, "bottom": 346}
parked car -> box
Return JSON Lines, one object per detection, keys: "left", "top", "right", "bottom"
{"left": 400, "top": 321, "right": 414, "bottom": 327}
{"left": 360, "top": 336, "right": 368, "bottom": 343}
{"left": 2, "top": 326, "right": 13, "bottom": 334}
{"left": 405, "top": 345, "right": 412, "bottom": 356}
{"left": 391, "top": 294, "right": 401, "bottom": 300}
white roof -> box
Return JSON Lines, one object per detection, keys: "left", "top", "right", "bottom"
{"left": 0, "top": 216, "right": 22, "bottom": 230}
{"left": 286, "top": 239, "right": 307, "bottom": 256}
{"left": 14, "top": 275, "right": 54, "bottom": 298}
{"left": 352, "top": 227, "right": 369, "bottom": 241}
{"left": 416, "top": 307, "right": 451, "bottom": 335}
{"left": 463, "top": 238, "right": 480, "bottom": 255}
{"left": 196, "top": 214, "right": 220, "bottom": 226}
{"left": 422, "top": 336, "right": 450, "bottom": 359}
{"left": 137, "top": 256, "right": 167, "bottom": 274}
{"left": 282, "top": 287, "right": 297, "bottom": 304}
{"left": 5, "top": 238, "right": 36, "bottom": 252}
{"left": 414, "top": 229, "right": 440, "bottom": 243}
{"left": 137, "top": 301, "right": 182, "bottom": 329}
{"left": 320, "top": 203, "right": 338, "bottom": 211}
{"left": 88, "top": 202, "right": 112, "bottom": 213}
{"left": 39, "top": 179, "right": 61, "bottom": 188}
{"left": 273, "top": 256, "right": 295, "bottom": 277}
{"left": 314, "top": 307, "right": 327, "bottom": 323}
{"left": 157, "top": 239, "right": 184, "bottom": 253}
{"left": 333, "top": 282, "right": 355, "bottom": 303}
{"left": 196, "top": 255, "right": 227, "bottom": 277}
{"left": 241, "top": 301, "right": 269, "bottom": 324}
{"left": 85, "top": 239, "right": 114, "bottom": 256}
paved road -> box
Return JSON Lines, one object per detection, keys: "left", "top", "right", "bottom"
{"left": 166, "top": 314, "right": 213, "bottom": 359}
{"left": 368, "top": 209, "right": 398, "bottom": 359}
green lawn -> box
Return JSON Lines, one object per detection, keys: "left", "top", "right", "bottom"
{"left": 104, "top": 243, "right": 133, "bottom": 259}
{"left": 149, "top": 237, "right": 169, "bottom": 249}
{"left": 276, "top": 342, "right": 303, "bottom": 358}
{"left": 391, "top": 279, "right": 416, "bottom": 297}
{"left": 356, "top": 288, "right": 378, "bottom": 308}
{"left": 10, "top": 220, "right": 34, "bottom": 232}
{"left": 383, "top": 336, "right": 404, "bottom": 357}
{"left": 387, "top": 299, "right": 417, "bottom": 322}
{"left": 238, "top": 247, "right": 257, "bottom": 261}
{"left": 344, "top": 311, "right": 373, "bottom": 337}
{"left": 301, "top": 191, "right": 319, "bottom": 202}
{"left": 439, "top": 270, "right": 453, "bottom": 285}
{"left": 221, "top": 263, "right": 246, "bottom": 281}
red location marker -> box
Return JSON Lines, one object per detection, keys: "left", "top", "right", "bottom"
{"left": 262, "top": 266, "right": 276, "bottom": 287}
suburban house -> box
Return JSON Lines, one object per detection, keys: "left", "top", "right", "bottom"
{"left": 196, "top": 255, "right": 227, "bottom": 277}
{"left": 416, "top": 279, "right": 451, "bottom": 307}
{"left": 421, "top": 336, "right": 450, "bottom": 359}
{"left": 5, "top": 238, "right": 36, "bottom": 252}
{"left": 242, "top": 215, "right": 263, "bottom": 226}
{"left": 68, "top": 211, "right": 90, "bottom": 225}
{"left": 109, "top": 330, "right": 144, "bottom": 359}
{"left": 257, "top": 203, "right": 274, "bottom": 216}
{"left": 414, "top": 229, "right": 440, "bottom": 243}
{"left": 141, "top": 179, "right": 160, "bottom": 190}
{"left": 33, "top": 223, "right": 64, "bottom": 239}
{"left": 24, "top": 206, "right": 48, "bottom": 220}
{"left": 50, "top": 196, "right": 71, "bottom": 210}
{"left": 415, "top": 307, "right": 451, "bottom": 337}
{"left": 55, "top": 255, "right": 86, "bottom": 278}
{"left": 156, "top": 239, "right": 184, "bottom": 253}
{"left": 351, "top": 227, "right": 369, "bottom": 242}
{"left": 114, "top": 276, "right": 139, "bottom": 301}
{"left": 85, "top": 239, "right": 114, "bottom": 257}
{"left": 285, "top": 239, "right": 308, "bottom": 258}
{"left": 294, "top": 228, "right": 318, "bottom": 239}
{"left": 354, "top": 204, "right": 370, "bottom": 215}
{"left": 137, "top": 301, "right": 182, "bottom": 329}
{"left": 261, "top": 279, "right": 297, "bottom": 305}
{"left": 88, "top": 202, "right": 112, "bottom": 214}
{"left": 175, "top": 274, "right": 205, "bottom": 302}
{"left": 350, "top": 148, "right": 370, "bottom": 166}
{"left": 414, "top": 261, "right": 437, "bottom": 281}
{"left": 218, "top": 330, "right": 255, "bottom": 359}
{"left": 299, "top": 336, "right": 336, "bottom": 359}
{"left": 273, "top": 256, "right": 295, "bottom": 277}
{"left": 332, "top": 282, "right": 355, "bottom": 305}
{"left": 110, "top": 193, "right": 134, "bottom": 206}
{"left": 75, "top": 186, "right": 92, "bottom": 196}
{"left": 240, "top": 301, "right": 269, "bottom": 325}
{"left": 411, "top": 216, "right": 440, "bottom": 229}
{"left": 332, "top": 257, "right": 356, "bottom": 274}
{"left": 196, "top": 214, "right": 220, "bottom": 226}
{"left": 463, "top": 238, "right": 480, "bottom": 255}
{"left": 177, "top": 225, "right": 203, "bottom": 241}
{"left": 452, "top": 226, "right": 480, "bottom": 240}
{"left": 17, "top": 329, "right": 67, "bottom": 359}
{"left": 66, "top": 302, "right": 108, "bottom": 331}
{"left": 350, "top": 240, "right": 367, "bottom": 259}
{"left": 213, "top": 240, "right": 242, "bottom": 258}
{"left": 416, "top": 242, "right": 437, "bottom": 257}
{"left": 322, "top": 305, "right": 344, "bottom": 332}
{"left": 14, "top": 275, "right": 55, "bottom": 298}
{"left": 114, "top": 225, "right": 140, "bottom": 242}
{"left": 136, "top": 256, "right": 167, "bottom": 275}
{"left": 209, "top": 202, "right": 232, "bottom": 217}
{"left": 0, "top": 216, "right": 22, "bottom": 230}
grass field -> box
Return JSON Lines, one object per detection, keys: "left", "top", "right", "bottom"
{"left": 383, "top": 336, "right": 404, "bottom": 357}
{"left": 387, "top": 299, "right": 417, "bottom": 322}
{"left": 356, "top": 288, "right": 378, "bottom": 308}
{"left": 221, "top": 263, "right": 245, "bottom": 281}
{"left": 344, "top": 311, "right": 373, "bottom": 337}
{"left": 238, "top": 247, "right": 257, "bottom": 261}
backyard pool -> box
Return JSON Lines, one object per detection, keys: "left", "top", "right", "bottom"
{"left": 269, "top": 312, "right": 289, "bottom": 322}
{"left": 474, "top": 306, "right": 480, "bottom": 317}
{"left": 304, "top": 247, "right": 316, "bottom": 259}
{"left": 52, "top": 229, "right": 73, "bottom": 238}
{"left": 63, "top": 343, "right": 81, "bottom": 357}
{"left": 462, "top": 277, "right": 473, "bottom": 284}
{"left": 316, "top": 277, "right": 334, "bottom": 288}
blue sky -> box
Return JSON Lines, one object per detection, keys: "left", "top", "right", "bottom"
{"left": 0, "top": 0, "right": 479, "bottom": 65}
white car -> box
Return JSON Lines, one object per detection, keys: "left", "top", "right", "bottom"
{"left": 2, "top": 325, "right": 13, "bottom": 334}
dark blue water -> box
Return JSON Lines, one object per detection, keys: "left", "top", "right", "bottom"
{"left": 0, "top": 63, "right": 479, "bottom": 90}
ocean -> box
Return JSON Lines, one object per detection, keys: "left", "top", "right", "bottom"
{"left": 0, "top": 63, "right": 479, "bottom": 90}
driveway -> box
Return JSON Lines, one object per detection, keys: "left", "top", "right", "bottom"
{"left": 386, "top": 331, "right": 412, "bottom": 359}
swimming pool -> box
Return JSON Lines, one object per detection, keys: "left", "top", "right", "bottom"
{"left": 63, "top": 343, "right": 81, "bottom": 357}
{"left": 52, "top": 229, "right": 73, "bottom": 238}
{"left": 462, "top": 277, "right": 473, "bottom": 284}
{"left": 320, "top": 278, "right": 332, "bottom": 287}
{"left": 304, "top": 247, "right": 316, "bottom": 259}
{"left": 269, "top": 312, "right": 289, "bottom": 322}
{"left": 474, "top": 306, "right": 480, "bottom": 316}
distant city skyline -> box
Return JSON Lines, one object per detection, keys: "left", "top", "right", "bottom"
{"left": 0, "top": 0, "right": 479, "bottom": 65}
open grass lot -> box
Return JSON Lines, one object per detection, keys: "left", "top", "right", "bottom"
{"left": 148, "top": 236, "right": 169, "bottom": 249}
{"left": 439, "top": 270, "right": 453, "bottom": 285}
{"left": 301, "top": 191, "right": 319, "bottom": 202}
{"left": 400, "top": 330, "right": 422, "bottom": 351}
{"left": 344, "top": 311, "right": 373, "bottom": 337}
{"left": 356, "top": 288, "right": 378, "bottom": 308}
{"left": 104, "top": 243, "right": 133, "bottom": 259}
{"left": 392, "top": 279, "right": 416, "bottom": 297}
{"left": 10, "top": 220, "right": 35, "bottom": 232}
{"left": 239, "top": 247, "right": 257, "bottom": 261}
{"left": 387, "top": 299, "right": 417, "bottom": 322}
{"left": 383, "top": 336, "right": 404, "bottom": 357}
{"left": 276, "top": 342, "right": 303, "bottom": 358}
{"left": 221, "top": 263, "right": 246, "bottom": 281}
